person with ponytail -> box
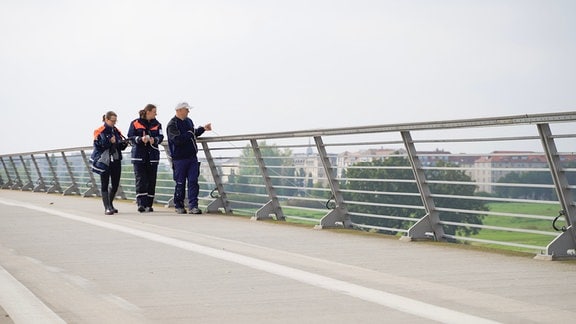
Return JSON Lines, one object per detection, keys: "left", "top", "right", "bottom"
{"left": 91, "top": 111, "right": 128, "bottom": 215}
{"left": 127, "top": 104, "right": 164, "bottom": 212}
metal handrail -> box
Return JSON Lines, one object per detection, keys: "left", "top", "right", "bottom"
{"left": 2, "top": 111, "right": 576, "bottom": 259}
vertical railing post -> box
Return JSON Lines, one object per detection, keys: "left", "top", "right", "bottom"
{"left": 61, "top": 151, "right": 81, "bottom": 195}
{"left": 202, "top": 142, "right": 232, "bottom": 214}
{"left": 535, "top": 123, "right": 576, "bottom": 260}
{"left": 80, "top": 150, "right": 100, "bottom": 197}
{"left": 0, "top": 157, "right": 13, "bottom": 189}
{"left": 31, "top": 154, "right": 47, "bottom": 192}
{"left": 314, "top": 136, "right": 351, "bottom": 228}
{"left": 19, "top": 155, "right": 34, "bottom": 191}
{"left": 161, "top": 143, "right": 176, "bottom": 208}
{"left": 8, "top": 156, "right": 23, "bottom": 190}
{"left": 400, "top": 131, "right": 446, "bottom": 242}
{"left": 250, "top": 139, "right": 285, "bottom": 221}
{"left": 45, "top": 153, "right": 63, "bottom": 193}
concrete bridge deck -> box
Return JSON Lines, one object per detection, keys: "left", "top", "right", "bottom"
{"left": 0, "top": 190, "right": 575, "bottom": 323}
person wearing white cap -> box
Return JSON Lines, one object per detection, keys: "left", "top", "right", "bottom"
{"left": 166, "top": 102, "right": 212, "bottom": 214}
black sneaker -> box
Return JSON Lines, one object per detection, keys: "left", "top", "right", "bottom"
{"left": 189, "top": 207, "right": 202, "bottom": 214}
{"left": 175, "top": 208, "right": 187, "bottom": 214}
{"left": 138, "top": 206, "right": 146, "bottom": 213}
{"left": 145, "top": 207, "right": 154, "bottom": 212}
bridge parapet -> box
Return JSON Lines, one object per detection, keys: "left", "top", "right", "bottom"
{"left": 2, "top": 112, "right": 576, "bottom": 259}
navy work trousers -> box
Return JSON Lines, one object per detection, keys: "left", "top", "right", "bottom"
{"left": 172, "top": 158, "right": 200, "bottom": 209}
{"left": 134, "top": 163, "right": 158, "bottom": 208}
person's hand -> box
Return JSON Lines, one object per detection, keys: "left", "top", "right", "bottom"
{"left": 204, "top": 123, "right": 212, "bottom": 131}
{"left": 142, "top": 135, "right": 149, "bottom": 144}
{"left": 149, "top": 136, "right": 155, "bottom": 144}
{"left": 110, "top": 136, "right": 116, "bottom": 144}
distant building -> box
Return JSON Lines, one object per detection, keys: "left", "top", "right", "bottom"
{"left": 336, "top": 148, "right": 401, "bottom": 178}
{"left": 472, "top": 151, "right": 548, "bottom": 193}
{"left": 205, "top": 146, "right": 576, "bottom": 195}
{"left": 417, "top": 148, "right": 451, "bottom": 166}
{"left": 293, "top": 146, "right": 337, "bottom": 186}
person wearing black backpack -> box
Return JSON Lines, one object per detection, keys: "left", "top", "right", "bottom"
{"left": 128, "top": 104, "right": 164, "bottom": 213}
{"left": 91, "top": 111, "right": 128, "bottom": 215}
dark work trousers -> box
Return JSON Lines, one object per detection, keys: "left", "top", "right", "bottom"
{"left": 100, "top": 160, "right": 121, "bottom": 198}
{"left": 134, "top": 163, "right": 158, "bottom": 208}
{"left": 172, "top": 158, "right": 200, "bottom": 209}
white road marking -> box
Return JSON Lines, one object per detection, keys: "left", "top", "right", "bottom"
{"left": 0, "top": 266, "right": 66, "bottom": 324}
{"left": 0, "top": 198, "right": 501, "bottom": 324}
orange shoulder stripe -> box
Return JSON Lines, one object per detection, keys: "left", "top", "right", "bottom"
{"left": 93, "top": 125, "right": 106, "bottom": 140}
{"left": 133, "top": 120, "right": 146, "bottom": 130}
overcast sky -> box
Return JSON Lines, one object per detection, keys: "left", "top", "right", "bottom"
{"left": 1, "top": 0, "right": 575, "bottom": 154}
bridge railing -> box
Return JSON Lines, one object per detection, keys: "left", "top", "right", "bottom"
{"left": 2, "top": 112, "right": 576, "bottom": 259}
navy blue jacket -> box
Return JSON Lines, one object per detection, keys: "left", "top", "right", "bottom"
{"left": 166, "top": 116, "right": 205, "bottom": 160}
{"left": 127, "top": 118, "right": 164, "bottom": 164}
{"left": 90, "top": 123, "right": 127, "bottom": 173}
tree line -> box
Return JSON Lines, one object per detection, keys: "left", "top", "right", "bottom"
{"left": 225, "top": 144, "right": 488, "bottom": 237}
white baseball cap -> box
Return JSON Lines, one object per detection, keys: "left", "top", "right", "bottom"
{"left": 175, "top": 102, "right": 192, "bottom": 110}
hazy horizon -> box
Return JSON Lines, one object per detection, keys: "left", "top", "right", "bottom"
{"left": 1, "top": 0, "right": 575, "bottom": 154}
